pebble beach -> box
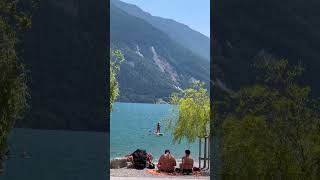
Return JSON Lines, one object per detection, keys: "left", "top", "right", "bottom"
{"left": 110, "top": 160, "right": 210, "bottom": 179}
{"left": 110, "top": 169, "right": 210, "bottom": 179}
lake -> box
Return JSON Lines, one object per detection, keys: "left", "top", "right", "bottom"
{"left": 110, "top": 102, "right": 199, "bottom": 160}
{"left": 0, "top": 128, "right": 108, "bottom": 180}
{"left": 0, "top": 102, "right": 200, "bottom": 179}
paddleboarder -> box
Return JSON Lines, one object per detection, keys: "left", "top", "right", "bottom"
{"left": 156, "top": 122, "right": 161, "bottom": 134}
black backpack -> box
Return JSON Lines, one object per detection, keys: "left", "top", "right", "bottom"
{"left": 132, "top": 149, "right": 147, "bottom": 170}
{"left": 147, "top": 162, "right": 155, "bottom": 169}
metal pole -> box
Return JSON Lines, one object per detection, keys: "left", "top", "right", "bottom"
{"left": 208, "top": 136, "right": 210, "bottom": 170}
{"left": 199, "top": 138, "right": 201, "bottom": 168}
{"left": 204, "top": 137, "right": 207, "bottom": 168}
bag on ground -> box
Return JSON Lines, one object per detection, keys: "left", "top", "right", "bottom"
{"left": 132, "top": 149, "right": 147, "bottom": 169}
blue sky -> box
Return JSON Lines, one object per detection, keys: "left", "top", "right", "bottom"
{"left": 120, "top": 0, "right": 210, "bottom": 37}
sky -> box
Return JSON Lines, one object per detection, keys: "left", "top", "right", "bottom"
{"left": 120, "top": 0, "right": 210, "bottom": 37}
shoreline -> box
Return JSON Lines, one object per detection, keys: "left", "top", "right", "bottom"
{"left": 110, "top": 159, "right": 210, "bottom": 178}
{"left": 111, "top": 177, "right": 209, "bottom": 180}
{"left": 110, "top": 168, "right": 210, "bottom": 179}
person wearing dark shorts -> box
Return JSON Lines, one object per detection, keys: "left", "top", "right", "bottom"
{"left": 179, "top": 150, "right": 194, "bottom": 174}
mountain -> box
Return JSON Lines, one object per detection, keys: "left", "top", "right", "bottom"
{"left": 14, "top": 0, "right": 209, "bottom": 131}
{"left": 15, "top": 0, "right": 108, "bottom": 131}
{"left": 111, "top": 0, "right": 210, "bottom": 61}
{"left": 111, "top": 3, "right": 210, "bottom": 103}
{"left": 214, "top": 0, "right": 320, "bottom": 96}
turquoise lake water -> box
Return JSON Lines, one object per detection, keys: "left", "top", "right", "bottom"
{"left": 0, "top": 102, "right": 200, "bottom": 179}
{"left": 0, "top": 128, "right": 107, "bottom": 180}
{"left": 110, "top": 102, "right": 199, "bottom": 160}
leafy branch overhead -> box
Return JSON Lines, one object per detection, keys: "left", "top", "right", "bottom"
{"left": 166, "top": 81, "right": 210, "bottom": 144}
{"left": 221, "top": 59, "right": 320, "bottom": 179}
{"left": 110, "top": 49, "right": 124, "bottom": 111}
{"left": 0, "top": 0, "right": 37, "bottom": 171}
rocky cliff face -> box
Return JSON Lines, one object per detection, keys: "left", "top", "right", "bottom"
{"left": 110, "top": 2, "right": 210, "bottom": 103}
{"left": 111, "top": 0, "right": 210, "bottom": 62}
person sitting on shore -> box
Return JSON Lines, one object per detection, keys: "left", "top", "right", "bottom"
{"left": 146, "top": 152, "right": 155, "bottom": 169}
{"left": 157, "top": 149, "right": 176, "bottom": 172}
{"left": 179, "top": 150, "right": 194, "bottom": 174}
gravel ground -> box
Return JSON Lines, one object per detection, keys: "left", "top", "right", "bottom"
{"left": 110, "top": 168, "right": 155, "bottom": 177}
{"left": 110, "top": 167, "right": 210, "bottom": 179}
{"left": 111, "top": 177, "right": 210, "bottom": 180}
{"left": 110, "top": 160, "right": 210, "bottom": 179}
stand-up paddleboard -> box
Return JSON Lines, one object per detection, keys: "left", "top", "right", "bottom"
{"left": 148, "top": 129, "right": 163, "bottom": 136}
{"left": 154, "top": 132, "right": 164, "bottom": 136}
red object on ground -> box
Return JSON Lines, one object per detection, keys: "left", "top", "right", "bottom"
{"left": 146, "top": 169, "right": 181, "bottom": 176}
{"left": 145, "top": 169, "right": 202, "bottom": 176}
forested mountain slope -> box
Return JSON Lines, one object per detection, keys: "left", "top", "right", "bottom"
{"left": 214, "top": 0, "right": 320, "bottom": 95}
{"left": 111, "top": 4, "right": 210, "bottom": 103}
{"left": 111, "top": 0, "right": 210, "bottom": 61}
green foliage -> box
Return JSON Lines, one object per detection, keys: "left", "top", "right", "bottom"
{"left": 221, "top": 59, "right": 320, "bottom": 179}
{"left": 110, "top": 49, "right": 124, "bottom": 111}
{"left": 0, "top": 0, "right": 35, "bottom": 170}
{"left": 166, "top": 81, "right": 210, "bottom": 144}
{"left": 214, "top": 0, "right": 320, "bottom": 97}
{"left": 11, "top": 1, "right": 109, "bottom": 131}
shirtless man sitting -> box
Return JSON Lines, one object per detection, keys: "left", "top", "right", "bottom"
{"left": 179, "top": 149, "right": 194, "bottom": 174}
{"left": 157, "top": 149, "right": 176, "bottom": 173}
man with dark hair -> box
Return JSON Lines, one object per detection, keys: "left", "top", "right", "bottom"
{"left": 185, "top": 150, "right": 191, "bottom": 155}
{"left": 180, "top": 149, "right": 194, "bottom": 174}
{"left": 157, "top": 149, "right": 176, "bottom": 172}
